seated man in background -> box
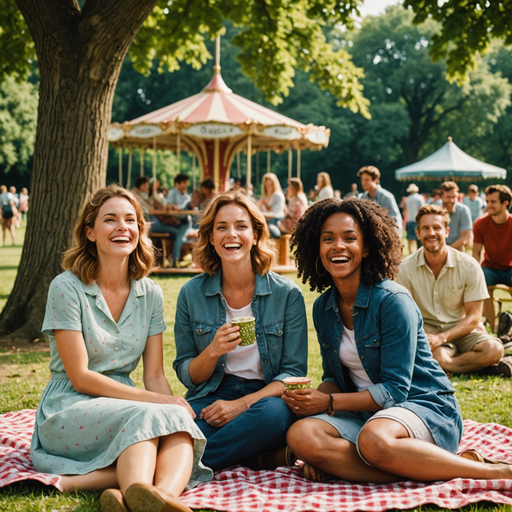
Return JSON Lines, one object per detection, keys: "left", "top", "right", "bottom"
{"left": 439, "top": 181, "right": 472, "bottom": 251}
{"left": 473, "top": 185, "right": 512, "bottom": 333}
{"left": 199, "top": 178, "right": 218, "bottom": 210}
{"left": 463, "top": 184, "right": 485, "bottom": 225}
{"left": 397, "top": 204, "right": 508, "bottom": 377}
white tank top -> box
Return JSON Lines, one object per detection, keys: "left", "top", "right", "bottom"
{"left": 339, "top": 326, "right": 374, "bottom": 391}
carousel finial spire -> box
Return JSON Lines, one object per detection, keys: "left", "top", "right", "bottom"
{"left": 214, "top": 36, "right": 221, "bottom": 75}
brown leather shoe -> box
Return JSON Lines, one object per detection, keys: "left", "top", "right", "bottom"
{"left": 100, "top": 489, "right": 129, "bottom": 512}
{"left": 124, "top": 483, "right": 192, "bottom": 512}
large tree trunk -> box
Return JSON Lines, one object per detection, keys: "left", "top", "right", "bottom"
{"left": 0, "top": 0, "right": 158, "bottom": 343}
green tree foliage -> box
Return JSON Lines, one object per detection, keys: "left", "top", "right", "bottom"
{"left": 0, "top": 75, "right": 38, "bottom": 175}
{"left": 404, "top": 0, "right": 512, "bottom": 83}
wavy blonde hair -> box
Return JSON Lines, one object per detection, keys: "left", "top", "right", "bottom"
{"left": 261, "top": 173, "right": 283, "bottom": 199}
{"left": 62, "top": 184, "right": 154, "bottom": 284}
{"left": 317, "top": 172, "right": 332, "bottom": 190}
{"left": 194, "top": 190, "right": 276, "bottom": 275}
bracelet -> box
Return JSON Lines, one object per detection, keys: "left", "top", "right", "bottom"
{"left": 327, "top": 393, "right": 335, "bottom": 417}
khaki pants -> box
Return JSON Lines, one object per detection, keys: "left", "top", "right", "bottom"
{"left": 423, "top": 322, "right": 497, "bottom": 355}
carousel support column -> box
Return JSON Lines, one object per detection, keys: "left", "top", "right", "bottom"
{"left": 192, "top": 154, "right": 197, "bottom": 189}
{"left": 152, "top": 137, "right": 157, "bottom": 183}
{"left": 246, "top": 134, "right": 252, "bottom": 191}
{"left": 140, "top": 148, "right": 145, "bottom": 176}
{"left": 118, "top": 147, "right": 123, "bottom": 186}
{"left": 256, "top": 151, "right": 260, "bottom": 186}
{"left": 213, "top": 138, "right": 220, "bottom": 192}
{"left": 126, "top": 146, "right": 133, "bottom": 189}
{"left": 176, "top": 133, "right": 181, "bottom": 174}
{"left": 267, "top": 150, "right": 271, "bottom": 172}
{"left": 297, "top": 148, "right": 301, "bottom": 180}
{"left": 288, "top": 148, "right": 292, "bottom": 181}
{"left": 237, "top": 151, "right": 241, "bottom": 179}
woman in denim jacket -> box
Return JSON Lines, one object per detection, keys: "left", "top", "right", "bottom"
{"left": 283, "top": 198, "right": 512, "bottom": 482}
{"left": 174, "top": 190, "right": 308, "bottom": 471}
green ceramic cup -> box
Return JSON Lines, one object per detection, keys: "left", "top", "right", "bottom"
{"left": 231, "top": 316, "right": 256, "bottom": 346}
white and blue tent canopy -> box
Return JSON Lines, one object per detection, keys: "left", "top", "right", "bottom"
{"left": 395, "top": 137, "right": 507, "bottom": 182}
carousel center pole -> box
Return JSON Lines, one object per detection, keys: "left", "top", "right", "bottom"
{"left": 126, "top": 146, "right": 133, "bottom": 189}
{"left": 297, "top": 148, "right": 301, "bottom": 180}
{"left": 140, "top": 148, "right": 145, "bottom": 176}
{"left": 118, "top": 147, "right": 123, "bottom": 186}
{"left": 152, "top": 137, "right": 157, "bottom": 182}
{"left": 247, "top": 134, "right": 252, "bottom": 188}
{"left": 288, "top": 148, "right": 292, "bottom": 181}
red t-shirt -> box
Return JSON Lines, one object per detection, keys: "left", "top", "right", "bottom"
{"left": 473, "top": 214, "right": 512, "bottom": 269}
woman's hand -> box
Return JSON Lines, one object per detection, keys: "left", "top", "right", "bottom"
{"left": 200, "top": 399, "right": 249, "bottom": 427}
{"left": 208, "top": 323, "right": 241, "bottom": 358}
{"left": 154, "top": 394, "right": 196, "bottom": 419}
{"left": 282, "top": 388, "right": 331, "bottom": 417}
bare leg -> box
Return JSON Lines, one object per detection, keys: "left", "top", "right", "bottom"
{"left": 359, "top": 419, "right": 512, "bottom": 480}
{"left": 287, "top": 419, "right": 401, "bottom": 483}
{"left": 154, "top": 432, "right": 194, "bottom": 498}
{"left": 117, "top": 438, "right": 159, "bottom": 494}
{"left": 484, "top": 297, "right": 497, "bottom": 333}
{"left": 60, "top": 467, "right": 118, "bottom": 491}
{"left": 9, "top": 220, "right": 15, "bottom": 245}
{"left": 433, "top": 340, "right": 503, "bottom": 373}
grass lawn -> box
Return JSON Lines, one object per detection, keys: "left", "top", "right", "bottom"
{"left": 1, "top": 223, "right": 512, "bottom": 511}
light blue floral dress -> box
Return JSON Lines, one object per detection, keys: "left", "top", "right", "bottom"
{"left": 30, "top": 270, "right": 212, "bottom": 488}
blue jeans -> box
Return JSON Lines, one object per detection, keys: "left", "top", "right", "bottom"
{"left": 189, "top": 375, "right": 297, "bottom": 471}
{"left": 482, "top": 266, "right": 512, "bottom": 287}
{"left": 150, "top": 216, "right": 190, "bottom": 260}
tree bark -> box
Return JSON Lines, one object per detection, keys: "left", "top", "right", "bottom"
{"left": 0, "top": 0, "right": 158, "bottom": 343}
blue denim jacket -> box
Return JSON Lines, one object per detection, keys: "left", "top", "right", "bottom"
{"left": 174, "top": 270, "right": 308, "bottom": 401}
{"left": 314, "top": 279, "right": 463, "bottom": 453}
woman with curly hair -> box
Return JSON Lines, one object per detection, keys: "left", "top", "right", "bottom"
{"left": 32, "top": 184, "right": 211, "bottom": 512}
{"left": 173, "top": 189, "right": 307, "bottom": 471}
{"left": 283, "top": 198, "right": 512, "bottom": 483}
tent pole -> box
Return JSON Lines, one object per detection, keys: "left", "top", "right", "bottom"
{"left": 193, "top": 154, "right": 197, "bottom": 189}
{"left": 152, "top": 137, "right": 157, "bottom": 182}
{"left": 288, "top": 148, "right": 292, "bottom": 181}
{"left": 118, "top": 147, "right": 123, "bottom": 186}
{"left": 247, "top": 134, "right": 252, "bottom": 190}
{"left": 126, "top": 146, "right": 133, "bottom": 189}
{"left": 140, "top": 148, "right": 144, "bottom": 177}
{"left": 214, "top": 138, "right": 220, "bottom": 191}
{"left": 297, "top": 148, "right": 301, "bottom": 180}
{"left": 177, "top": 133, "right": 181, "bottom": 173}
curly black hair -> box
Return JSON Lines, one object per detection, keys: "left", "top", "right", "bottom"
{"left": 291, "top": 198, "right": 403, "bottom": 293}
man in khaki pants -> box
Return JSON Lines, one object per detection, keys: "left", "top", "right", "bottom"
{"left": 397, "top": 204, "right": 508, "bottom": 376}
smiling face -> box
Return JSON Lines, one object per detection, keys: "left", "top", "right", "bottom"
{"left": 176, "top": 179, "right": 189, "bottom": 194}
{"left": 85, "top": 197, "right": 139, "bottom": 260}
{"left": 416, "top": 214, "right": 449, "bottom": 254}
{"left": 441, "top": 189, "right": 458, "bottom": 213}
{"left": 209, "top": 203, "right": 257, "bottom": 266}
{"left": 360, "top": 173, "right": 377, "bottom": 193}
{"left": 486, "top": 191, "right": 508, "bottom": 217}
{"left": 319, "top": 213, "right": 367, "bottom": 282}
{"left": 264, "top": 178, "right": 274, "bottom": 196}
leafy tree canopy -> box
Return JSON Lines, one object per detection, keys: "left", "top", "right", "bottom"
{"left": 405, "top": 0, "right": 512, "bottom": 83}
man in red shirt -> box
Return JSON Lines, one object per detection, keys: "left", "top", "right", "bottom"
{"left": 473, "top": 185, "right": 512, "bottom": 332}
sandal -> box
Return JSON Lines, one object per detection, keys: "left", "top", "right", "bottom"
{"left": 302, "top": 462, "right": 333, "bottom": 482}
{"left": 258, "top": 445, "right": 297, "bottom": 470}
{"left": 124, "top": 483, "right": 192, "bottom": 512}
{"left": 459, "top": 449, "right": 511, "bottom": 465}
{"left": 99, "top": 489, "right": 129, "bottom": 512}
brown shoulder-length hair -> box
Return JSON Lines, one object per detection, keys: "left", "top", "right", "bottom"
{"left": 194, "top": 189, "right": 276, "bottom": 276}
{"left": 62, "top": 184, "right": 154, "bottom": 284}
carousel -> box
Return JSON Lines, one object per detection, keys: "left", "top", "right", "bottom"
{"left": 108, "top": 38, "right": 330, "bottom": 274}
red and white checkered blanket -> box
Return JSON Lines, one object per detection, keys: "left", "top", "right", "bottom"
{"left": 1, "top": 409, "right": 512, "bottom": 511}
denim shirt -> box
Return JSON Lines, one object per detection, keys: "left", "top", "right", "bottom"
{"left": 314, "top": 279, "right": 463, "bottom": 453}
{"left": 174, "top": 270, "right": 308, "bottom": 401}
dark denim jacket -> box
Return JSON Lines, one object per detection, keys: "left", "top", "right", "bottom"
{"left": 174, "top": 270, "right": 308, "bottom": 401}
{"left": 314, "top": 279, "right": 463, "bottom": 453}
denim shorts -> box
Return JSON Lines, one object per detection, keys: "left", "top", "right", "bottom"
{"left": 313, "top": 406, "right": 436, "bottom": 466}
{"left": 482, "top": 266, "right": 512, "bottom": 287}
{"left": 405, "top": 221, "right": 418, "bottom": 241}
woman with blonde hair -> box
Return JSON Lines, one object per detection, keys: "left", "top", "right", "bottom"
{"left": 279, "top": 178, "right": 308, "bottom": 234}
{"left": 174, "top": 189, "right": 308, "bottom": 471}
{"left": 32, "top": 184, "right": 211, "bottom": 512}
{"left": 316, "top": 172, "right": 334, "bottom": 201}
{"left": 257, "top": 173, "right": 286, "bottom": 235}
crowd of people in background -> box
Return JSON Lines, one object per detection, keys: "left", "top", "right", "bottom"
{"left": 0, "top": 185, "right": 29, "bottom": 246}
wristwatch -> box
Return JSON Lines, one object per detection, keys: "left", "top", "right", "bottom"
{"left": 327, "top": 393, "right": 335, "bottom": 417}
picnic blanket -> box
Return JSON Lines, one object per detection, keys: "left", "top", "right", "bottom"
{"left": 1, "top": 409, "right": 512, "bottom": 511}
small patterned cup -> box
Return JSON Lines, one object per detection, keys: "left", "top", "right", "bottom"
{"left": 283, "top": 377, "right": 312, "bottom": 391}
{"left": 231, "top": 316, "right": 256, "bottom": 346}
